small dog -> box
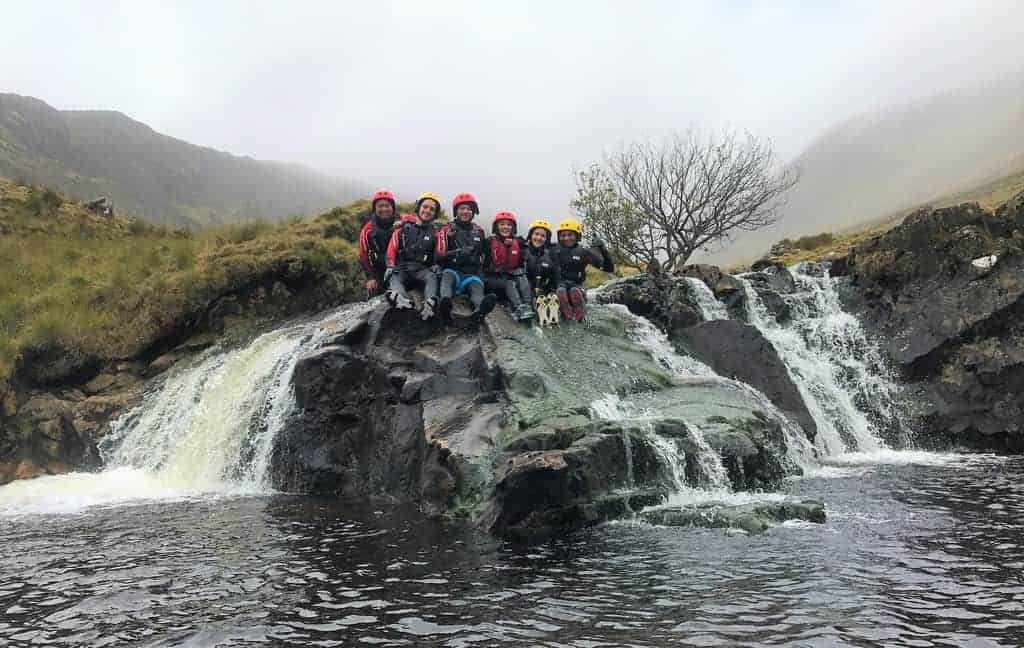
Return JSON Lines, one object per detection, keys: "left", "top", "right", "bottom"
{"left": 535, "top": 293, "right": 560, "bottom": 327}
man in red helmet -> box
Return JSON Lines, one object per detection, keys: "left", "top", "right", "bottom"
{"left": 484, "top": 211, "right": 535, "bottom": 322}
{"left": 385, "top": 194, "right": 443, "bottom": 319}
{"left": 436, "top": 192, "right": 497, "bottom": 322}
{"left": 358, "top": 189, "right": 397, "bottom": 298}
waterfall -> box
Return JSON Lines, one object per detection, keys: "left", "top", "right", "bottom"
{"left": 683, "top": 277, "right": 729, "bottom": 320}
{"left": 0, "top": 302, "right": 373, "bottom": 514}
{"left": 736, "top": 267, "right": 896, "bottom": 456}
{"left": 105, "top": 302, "right": 373, "bottom": 490}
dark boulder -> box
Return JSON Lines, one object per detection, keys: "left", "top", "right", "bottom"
{"left": 593, "top": 273, "right": 703, "bottom": 331}
{"left": 840, "top": 195, "right": 1024, "bottom": 450}
{"left": 678, "top": 319, "right": 817, "bottom": 442}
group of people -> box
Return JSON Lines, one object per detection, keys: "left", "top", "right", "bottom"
{"left": 357, "top": 190, "right": 614, "bottom": 323}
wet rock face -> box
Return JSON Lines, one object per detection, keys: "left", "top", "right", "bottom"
{"left": 641, "top": 499, "right": 825, "bottom": 534}
{"left": 269, "top": 293, "right": 811, "bottom": 540}
{"left": 678, "top": 320, "right": 817, "bottom": 443}
{"left": 841, "top": 194, "right": 1024, "bottom": 450}
{"left": 0, "top": 366, "right": 144, "bottom": 485}
{"left": 269, "top": 307, "right": 496, "bottom": 516}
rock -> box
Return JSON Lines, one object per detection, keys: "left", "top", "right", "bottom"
{"left": 148, "top": 353, "right": 178, "bottom": 374}
{"left": 678, "top": 320, "right": 818, "bottom": 442}
{"left": 81, "top": 373, "right": 118, "bottom": 396}
{"left": 593, "top": 273, "right": 703, "bottom": 332}
{"left": 677, "top": 264, "right": 743, "bottom": 301}
{"left": 842, "top": 196, "right": 1024, "bottom": 449}
{"left": 641, "top": 499, "right": 825, "bottom": 534}
{"left": 16, "top": 341, "right": 101, "bottom": 386}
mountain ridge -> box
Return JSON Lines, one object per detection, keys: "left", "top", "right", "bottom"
{"left": 0, "top": 92, "right": 370, "bottom": 227}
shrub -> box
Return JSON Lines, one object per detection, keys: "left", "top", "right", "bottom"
{"left": 41, "top": 189, "right": 63, "bottom": 212}
{"left": 793, "top": 232, "right": 834, "bottom": 250}
{"left": 127, "top": 218, "right": 151, "bottom": 235}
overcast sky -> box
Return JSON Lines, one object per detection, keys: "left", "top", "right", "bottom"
{"left": 4, "top": 1, "right": 1024, "bottom": 243}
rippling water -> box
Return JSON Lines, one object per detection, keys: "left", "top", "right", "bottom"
{"left": 2, "top": 453, "right": 1023, "bottom": 647}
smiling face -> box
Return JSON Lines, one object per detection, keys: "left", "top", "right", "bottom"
{"left": 374, "top": 200, "right": 394, "bottom": 219}
{"left": 530, "top": 228, "right": 549, "bottom": 247}
{"left": 418, "top": 199, "right": 438, "bottom": 222}
{"left": 496, "top": 220, "right": 513, "bottom": 237}
{"left": 456, "top": 204, "right": 475, "bottom": 222}
{"left": 558, "top": 230, "right": 578, "bottom": 247}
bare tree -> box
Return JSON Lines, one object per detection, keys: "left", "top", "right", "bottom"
{"left": 572, "top": 129, "right": 799, "bottom": 272}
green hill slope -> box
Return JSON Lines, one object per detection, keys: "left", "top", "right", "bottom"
{"left": 0, "top": 93, "right": 370, "bottom": 228}
{"left": 0, "top": 176, "right": 369, "bottom": 393}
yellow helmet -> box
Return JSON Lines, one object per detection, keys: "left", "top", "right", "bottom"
{"left": 528, "top": 219, "right": 553, "bottom": 235}
{"left": 557, "top": 218, "right": 583, "bottom": 236}
{"left": 416, "top": 191, "right": 442, "bottom": 210}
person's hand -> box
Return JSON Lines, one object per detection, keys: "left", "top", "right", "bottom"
{"left": 366, "top": 278, "right": 378, "bottom": 292}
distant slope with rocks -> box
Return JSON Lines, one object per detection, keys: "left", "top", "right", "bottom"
{"left": 716, "top": 70, "right": 1024, "bottom": 264}
{"left": 0, "top": 93, "right": 369, "bottom": 227}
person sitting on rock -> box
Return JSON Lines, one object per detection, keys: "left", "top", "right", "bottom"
{"left": 522, "top": 218, "right": 561, "bottom": 298}
{"left": 358, "top": 189, "right": 398, "bottom": 299}
{"left": 484, "top": 211, "right": 535, "bottom": 322}
{"left": 435, "top": 192, "right": 497, "bottom": 322}
{"left": 384, "top": 192, "right": 443, "bottom": 320}
{"left": 551, "top": 218, "right": 614, "bottom": 321}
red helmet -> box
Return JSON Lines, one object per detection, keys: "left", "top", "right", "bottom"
{"left": 371, "top": 189, "right": 396, "bottom": 211}
{"left": 491, "top": 211, "right": 517, "bottom": 235}
{"left": 452, "top": 192, "right": 479, "bottom": 215}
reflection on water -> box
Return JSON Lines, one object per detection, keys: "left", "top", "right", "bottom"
{"left": 2, "top": 456, "right": 1023, "bottom": 647}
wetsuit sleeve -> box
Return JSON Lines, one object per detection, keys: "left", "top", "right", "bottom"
{"left": 358, "top": 222, "right": 373, "bottom": 276}
{"left": 386, "top": 227, "right": 401, "bottom": 269}
{"left": 435, "top": 226, "right": 456, "bottom": 262}
{"left": 586, "top": 247, "right": 614, "bottom": 273}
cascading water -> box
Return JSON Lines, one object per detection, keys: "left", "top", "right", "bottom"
{"left": 606, "top": 303, "right": 816, "bottom": 474}
{"left": 683, "top": 277, "right": 729, "bottom": 320}
{"left": 0, "top": 302, "right": 373, "bottom": 514}
{"left": 732, "top": 264, "right": 909, "bottom": 459}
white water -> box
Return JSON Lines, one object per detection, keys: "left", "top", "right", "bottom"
{"left": 737, "top": 268, "right": 890, "bottom": 456}
{"left": 0, "top": 302, "right": 374, "bottom": 516}
{"left": 684, "top": 277, "right": 729, "bottom": 320}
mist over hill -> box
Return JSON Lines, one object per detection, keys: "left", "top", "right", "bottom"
{"left": 0, "top": 93, "right": 370, "bottom": 227}
{"left": 714, "top": 70, "right": 1024, "bottom": 264}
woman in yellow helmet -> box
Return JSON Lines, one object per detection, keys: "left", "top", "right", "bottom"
{"left": 522, "top": 218, "right": 561, "bottom": 298}
{"left": 550, "top": 218, "right": 614, "bottom": 321}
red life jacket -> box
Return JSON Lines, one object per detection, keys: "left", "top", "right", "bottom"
{"left": 489, "top": 236, "right": 522, "bottom": 274}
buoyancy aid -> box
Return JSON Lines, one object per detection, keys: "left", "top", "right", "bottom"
{"left": 522, "top": 242, "right": 559, "bottom": 290}
{"left": 387, "top": 217, "right": 439, "bottom": 269}
{"left": 488, "top": 236, "right": 522, "bottom": 274}
{"left": 358, "top": 214, "right": 395, "bottom": 274}
{"left": 552, "top": 243, "right": 604, "bottom": 286}
{"left": 437, "top": 220, "right": 488, "bottom": 274}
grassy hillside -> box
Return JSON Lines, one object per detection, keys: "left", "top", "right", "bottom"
{"left": 0, "top": 177, "right": 369, "bottom": 392}
{"left": 759, "top": 167, "right": 1024, "bottom": 268}
{"left": 0, "top": 93, "right": 370, "bottom": 228}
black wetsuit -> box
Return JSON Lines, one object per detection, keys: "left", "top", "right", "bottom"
{"left": 552, "top": 243, "right": 614, "bottom": 289}
{"left": 522, "top": 241, "right": 561, "bottom": 295}
{"left": 386, "top": 217, "right": 440, "bottom": 302}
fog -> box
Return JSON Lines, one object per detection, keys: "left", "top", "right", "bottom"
{"left": 4, "top": 1, "right": 1024, "bottom": 260}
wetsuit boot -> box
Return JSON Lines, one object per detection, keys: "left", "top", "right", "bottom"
{"left": 568, "top": 287, "right": 587, "bottom": 321}
{"left": 557, "top": 289, "right": 574, "bottom": 321}
{"left": 472, "top": 294, "right": 498, "bottom": 322}
{"left": 437, "top": 296, "right": 453, "bottom": 323}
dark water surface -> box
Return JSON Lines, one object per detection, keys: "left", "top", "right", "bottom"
{"left": 2, "top": 454, "right": 1023, "bottom": 647}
